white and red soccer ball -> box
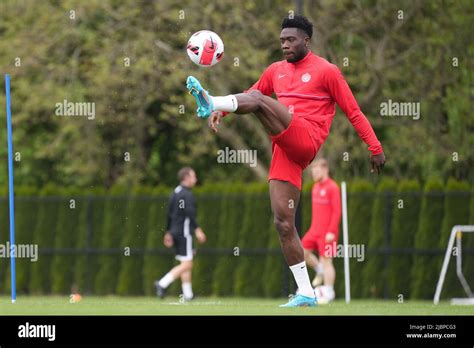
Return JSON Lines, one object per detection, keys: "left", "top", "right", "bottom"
{"left": 186, "top": 30, "right": 224, "bottom": 67}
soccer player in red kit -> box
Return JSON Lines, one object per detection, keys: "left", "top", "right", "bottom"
{"left": 186, "top": 15, "right": 385, "bottom": 307}
{"left": 303, "top": 158, "right": 341, "bottom": 304}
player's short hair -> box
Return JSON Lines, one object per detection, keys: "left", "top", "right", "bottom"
{"left": 281, "top": 15, "right": 313, "bottom": 38}
{"left": 178, "top": 167, "right": 194, "bottom": 182}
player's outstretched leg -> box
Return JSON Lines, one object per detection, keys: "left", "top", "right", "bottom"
{"left": 154, "top": 261, "right": 193, "bottom": 299}
{"left": 304, "top": 249, "right": 324, "bottom": 287}
{"left": 270, "top": 180, "right": 317, "bottom": 307}
{"left": 180, "top": 267, "right": 194, "bottom": 301}
{"left": 186, "top": 76, "right": 291, "bottom": 136}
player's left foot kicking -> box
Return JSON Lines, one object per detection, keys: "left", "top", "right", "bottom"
{"left": 186, "top": 76, "right": 214, "bottom": 118}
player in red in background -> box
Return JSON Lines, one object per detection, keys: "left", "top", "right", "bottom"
{"left": 302, "top": 158, "right": 341, "bottom": 304}
{"left": 186, "top": 15, "right": 385, "bottom": 307}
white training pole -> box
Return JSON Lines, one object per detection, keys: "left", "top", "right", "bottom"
{"left": 434, "top": 228, "right": 456, "bottom": 304}
{"left": 341, "top": 181, "right": 350, "bottom": 304}
{"left": 5, "top": 74, "right": 17, "bottom": 303}
{"left": 434, "top": 225, "right": 474, "bottom": 304}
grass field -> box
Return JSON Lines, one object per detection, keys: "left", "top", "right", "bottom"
{"left": 0, "top": 297, "right": 473, "bottom": 315}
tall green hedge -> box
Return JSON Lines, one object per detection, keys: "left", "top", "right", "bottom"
{"left": 29, "top": 185, "right": 61, "bottom": 294}
{"left": 116, "top": 187, "right": 154, "bottom": 295}
{"left": 347, "top": 179, "right": 375, "bottom": 298}
{"left": 388, "top": 180, "right": 421, "bottom": 299}
{"left": 74, "top": 188, "right": 107, "bottom": 294}
{"left": 94, "top": 185, "right": 129, "bottom": 294}
{"left": 362, "top": 178, "right": 397, "bottom": 298}
{"left": 1, "top": 188, "right": 40, "bottom": 295}
{"left": 437, "top": 178, "right": 471, "bottom": 299}
{"left": 192, "top": 184, "right": 228, "bottom": 296}
{"left": 212, "top": 184, "right": 247, "bottom": 296}
{"left": 1, "top": 180, "right": 472, "bottom": 298}
{"left": 411, "top": 178, "right": 445, "bottom": 299}
{"left": 142, "top": 186, "right": 171, "bottom": 296}
{"left": 51, "top": 188, "right": 86, "bottom": 294}
{"left": 14, "top": 187, "right": 39, "bottom": 294}
{"left": 234, "top": 184, "right": 271, "bottom": 296}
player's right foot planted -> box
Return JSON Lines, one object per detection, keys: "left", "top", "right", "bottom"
{"left": 312, "top": 274, "right": 323, "bottom": 287}
{"left": 186, "top": 76, "right": 214, "bottom": 118}
{"left": 279, "top": 294, "right": 317, "bottom": 307}
{"left": 154, "top": 281, "right": 166, "bottom": 299}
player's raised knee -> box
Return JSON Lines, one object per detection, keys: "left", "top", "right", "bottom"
{"left": 247, "top": 89, "right": 265, "bottom": 105}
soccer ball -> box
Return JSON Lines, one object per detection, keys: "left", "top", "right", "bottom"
{"left": 186, "top": 30, "right": 224, "bottom": 67}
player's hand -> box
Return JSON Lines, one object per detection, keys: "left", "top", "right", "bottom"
{"left": 163, "top": 232, "right": 173, "bottom": 248}
{"left": 325, "top": 232, "right": 335, "bottom": 243}
{"left": 195, "top": 227, "right": 207, "bottom": 244}
{"left": 370, "top": 152, "right": 386, "bottom": 174}
{"left": 208, "top": 111, "right": 224, "bottom": 133}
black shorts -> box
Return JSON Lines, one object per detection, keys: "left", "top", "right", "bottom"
{"left": 172, "top": 234, "right": 194, "bottom": 261}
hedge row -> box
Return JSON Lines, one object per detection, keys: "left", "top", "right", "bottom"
{"left": 0, "top": 179, "right": 472, "bottom": 299}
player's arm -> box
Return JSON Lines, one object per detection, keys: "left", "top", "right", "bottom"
{"left": 324, "top": 65, "right": 386, "bottom": 173}
{"left": 326, "top": 183, "right": 342, "bottom": 243}
{"left": 208, "top": 63, "right": 277, "bottom": 132}
{"left": 183, "top": 191, "right": 205, "bottom": 243}
{"left": 164, "top": 195, "right": 174, "bottom": 247}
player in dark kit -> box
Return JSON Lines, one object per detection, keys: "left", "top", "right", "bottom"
{"left": 186, "top": 15, "right": 385, "bottom": 307}
{"left": 154, "top": 167, "right": 206, "bottom": 301}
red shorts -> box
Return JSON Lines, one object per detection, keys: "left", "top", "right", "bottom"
{"left": 268, "top": 116, "right": 320, "bottom": 190}
{"left": 302, "top": 232, "right": 339, "bottom": 258}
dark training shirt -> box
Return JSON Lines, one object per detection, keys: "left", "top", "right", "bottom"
{"left": 166, "top": 185, "right": 199, "bottom": 236}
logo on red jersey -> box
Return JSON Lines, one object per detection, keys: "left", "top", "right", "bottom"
{"left": 301, "top": 73, "right": 311, "bottom": 83}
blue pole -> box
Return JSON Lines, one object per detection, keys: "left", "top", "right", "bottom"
{"left": 5, "top": 74, "right": 16, "bottom": 303}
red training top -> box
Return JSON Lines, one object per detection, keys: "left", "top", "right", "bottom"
{"left": 245, "top": 50, "right": 383, "bottom": 155}
{"left": 308, "top": 178, "right": 341, "bottom": 236}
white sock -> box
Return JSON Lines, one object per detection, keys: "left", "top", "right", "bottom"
{"left": 323, "top": 285, "right": 335, "bottom": 300}
{"left": 158, "top": 272, "right": 174, "bottom": 288}
{"left": 289, "top": 261, "right": 315, "bottom": 298}
{"left": 182, "top": 282, "right": 193, "bottom": 299}
{"left": 211, "top": 95, "right": 238, "bottom": 112}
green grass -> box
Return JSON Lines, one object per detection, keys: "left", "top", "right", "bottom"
{"left": 0, "top": 297, "right": 472, "bottom": 315}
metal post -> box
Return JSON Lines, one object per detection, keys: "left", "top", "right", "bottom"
{"left": 341, "top": 182, "right": 351, "bottom": 303}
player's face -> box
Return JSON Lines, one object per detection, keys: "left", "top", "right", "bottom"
{"left": 311, "top": 164, "right": 327, "bottom": 182}
{"left": 184, "top": 170, "right": 198, "bottom": 187}
{"left": 280, "top": 28, "right": 309, "bottom": 62}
